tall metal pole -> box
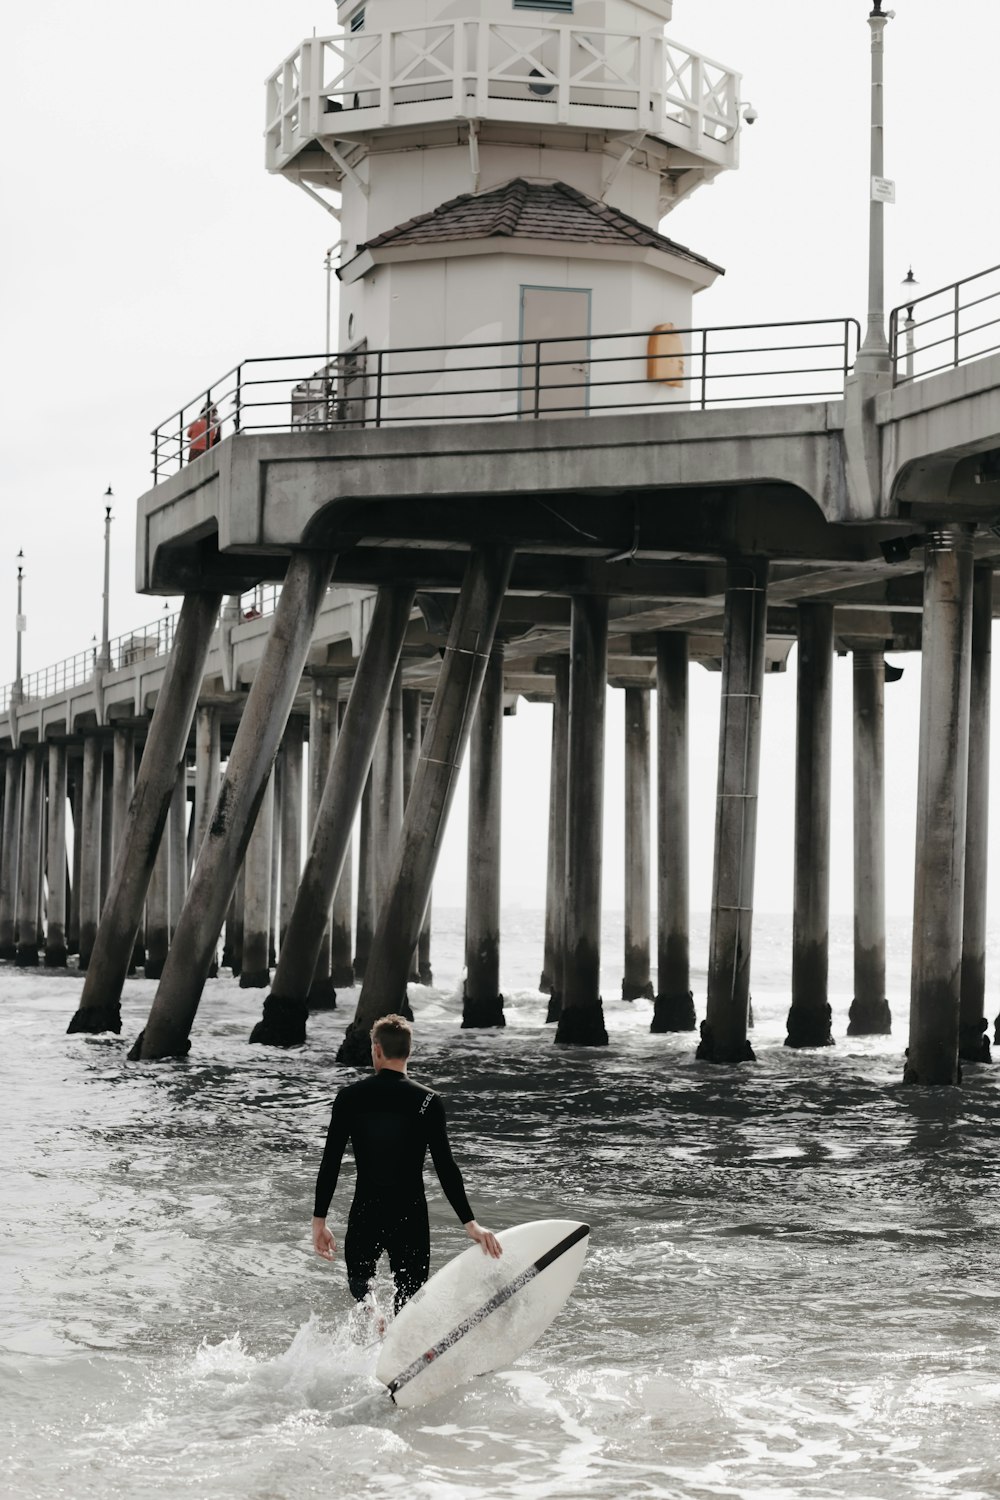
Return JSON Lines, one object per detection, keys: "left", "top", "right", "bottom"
{"left": 14, "top": 551, "right": 24, "bottom": 704}
{"left": 855, "top": 1, "right": 893, "bottom": 374}
{"left": 98, "top": 488, "right": 113, "bottom": 671}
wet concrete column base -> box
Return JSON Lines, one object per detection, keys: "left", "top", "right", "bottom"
{"left": 555, "top": 595, "right": 609, "bottom": 1048}
{"left": 654, "top": 633, "right": 693, "bottom": 1032}
{"left": 905, "top": 527, "right": 974, "bottom": 1086}
{"left": 785, "top": 604, "right": 834, "bottom": 1049}
{"left": 699, "top": 559, "right": 769, "bottom": 1065}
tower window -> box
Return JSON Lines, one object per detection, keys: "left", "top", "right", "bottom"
{"left": 349, "top": 7, "right": 365, "bottom": 32}
{"left": 514, "top": 1, "right": 573, "bottom": 11}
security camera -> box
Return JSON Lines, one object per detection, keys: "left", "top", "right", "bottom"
{"left": 741, "top": 103, "right": 758, "bottom": 126}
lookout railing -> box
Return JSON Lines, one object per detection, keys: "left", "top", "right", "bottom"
{"left": 151, "top": 318, "right": 861, "bottom": 481}
{"left": 266, "top": 21, "right": 740, "bottom": 172}
{"left": 889, "top": 263, "right": 1000, "bottom": 387}
{"left": 0, "top": 586, "right": 280, "bottom": 716}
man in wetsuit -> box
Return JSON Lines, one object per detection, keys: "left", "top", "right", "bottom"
{"left": 311, "top": 1014, "right": 501, "bottom": 1310}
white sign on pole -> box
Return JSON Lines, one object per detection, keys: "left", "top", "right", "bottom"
{"left": 871, "top": 176, "right": 896, "bottom": 204}
{"left": 15, "top": 614, "right": 26, "bottom": 632}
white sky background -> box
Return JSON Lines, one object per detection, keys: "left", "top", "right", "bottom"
{"left": 2, "top": 0, "right": 999, "bottom": 921}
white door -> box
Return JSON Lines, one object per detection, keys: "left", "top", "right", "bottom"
{"left": 520, "top": 286, "right": 591, "bottom": 418}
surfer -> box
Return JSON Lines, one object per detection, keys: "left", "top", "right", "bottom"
{"left": 312, "top": 1013, "right": 502, "bottom": 1312}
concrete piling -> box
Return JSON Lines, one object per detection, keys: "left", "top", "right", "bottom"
{"left": 239, "top": 771, "right": 274, "bottom": 988}
{"left": 192, "top": 705, "right": 221, "bottom": 864}
{"left": 905, "top": 527, "right": 974, "bottom": 1086}
{"left": 463, "top": 645, "right": 505, "bottom": 1028}
{"left": 305, "top": 673, "right": 337, "bottom": 1003}
{"left": 279, "top": 718, "right": 304, "bottom": 955}
{"left": 555, "top": 595, "right": 610, "bottom": 1047}
{"left": 250, "top": 585, "right": 415, "bottom": 1046}
{"left": 354, "top": 773, "right": 375, "bottom": 980}
{"left": 77, "top": 735, "right": 104, "bottom": 972}
{"left": 403, "top": 688, "right": 422, "bottom": 984}
{"left": 544, "top": 658, "right": 570, "bottom": 1023}
{"left": 622, "top": 685, "right": 654, "bottom": 1002}
{"left": 652, "top": 633, "right": 694, "bottom": 1031}
{"left": 0, "top": 753, "right": 22, "bottom": 959}
{"left": 960, "top": 565, "right": 992, "bottom": 1062}
{"left": 67, "top": 592, "right": 222, "bottom": 1033}
{"left": 129, "top": 551, "right": 336, "bottom": 1060}
{"left": 699, "top": 559, "right": 769, "bottom": 1064}
{"left": 338, "top": 548, "right": 515, "bottom": 1065}
{"left": 373, "top": 667, "right": 405, "bottom": 917}
{"left": 785, "top": 603, "right": 835, "bottom": 1048}
{"left": 847, "top": 647, "right": 891, "bottom": 1035}
{"left": 14, "top": 746, "right": 44, "bottom": 966}
{"left": 44, "top": 742, "right": 68, "bottom": 967}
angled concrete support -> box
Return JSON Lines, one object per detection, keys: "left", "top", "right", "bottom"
{"left": 251, "top": 585, "right": 415, "bottom": 1046}
{"left": 622, "top": 685, "right": 653, "bottom": 1002}
{"left": 67, "top": 593, "right": 221, "bottom": 1033}
{"left": 699, "top": 558, "right": 769, "bottom": 1064}
{"left": 240, "top": 771, "right": 274, "bottom": 988}
{"left": 543, "top": 658, "right": 571, "bottom": 1022}
{"left": 905, "top": 526, "right": 974, "bottom": 1086}
{"left": 962, "top": 566, "right": 992, "bottom": 1062}
{"left": 339, "top": 548, "right": 515, "bottom": 1064}
{"left": 556, "top": 595, "right": 610, "bottom": 1047}
{"left": 785, "top": 603, "right": 835, "bottom": 1048}
{"left": 77, "top": 735, "right": 104, "bottom": 972}
{"left": 652, "top": 633, "right": 694, "bottom": 1032}
{"left": 848, "top": 648, "right": 890, "bottom": 1035}
{"left": 0, "top": 753, "right": 23, "bottom": 959}
{"left": 15, "top": 746, "right": 44, "bottom": 966}
{"left": 44, "top": 742, "right": 69, "bottom": 967}
{"left": 463, "top": 645, "right": 505, "bottom": 1027}
{"left": 129, "top": 551, "right": 335, "bottom": 1060}
{"left": 99, "top": 750, "right": 114, "bottom": 910}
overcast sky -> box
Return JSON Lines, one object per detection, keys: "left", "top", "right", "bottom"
{"left": 3, "top": 1, "right": 999, "bottom": 934}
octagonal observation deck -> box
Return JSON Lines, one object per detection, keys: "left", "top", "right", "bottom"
{"left": 265, "top": 18, "right": 741, "bottom": 202}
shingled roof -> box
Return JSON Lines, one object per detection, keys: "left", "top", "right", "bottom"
{"left": 341, "top": 178, "right": 723, "bottom": 275}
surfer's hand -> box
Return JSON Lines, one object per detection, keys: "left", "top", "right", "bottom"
{"left": 464, "top": 1221, "right": 502, "bottom": 1258}
{"left": 312, "top": 1216, "right": 336, "bottom": 1260}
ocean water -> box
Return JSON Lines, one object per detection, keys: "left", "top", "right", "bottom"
{"left": 4, "top": 909, "right": 1000, "bottom": 1500}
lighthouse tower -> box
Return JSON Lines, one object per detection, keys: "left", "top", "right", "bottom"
{"left": 265, "top": 1, "right": 742, "bottom": 419}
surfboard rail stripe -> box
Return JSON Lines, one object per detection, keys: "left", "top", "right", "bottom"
{"left": 387, "top": 1222, "right": 589, "bottom": 1398}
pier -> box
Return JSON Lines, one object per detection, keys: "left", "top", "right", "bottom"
{"left": 2, "top": 0, "right": 1000, "bottom": 1087}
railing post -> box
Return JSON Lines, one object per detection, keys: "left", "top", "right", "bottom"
{"left": 375, "top": 349, "right": 384, "bottom": 428}
{"left": 476, "top": 20, "right": 489, "bottom": 114}
{"left": 534, "top": 341, "right": 542, "bottom": 419}
{"left": 700, "top": 329, "right": 708, "bottom": 410}
{"left": 234, "top": 364, "right": 242, "bottom": 433}
{"left": 954, "top": 283, "right": 961, "bottom": 370}
{"left": 557, "top": 26, "right": 571, "bottom": 124}
{"left": 452, "top": 20, "right": 465, "bottom": 114}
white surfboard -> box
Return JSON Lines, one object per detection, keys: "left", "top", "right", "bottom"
{"left": 375, "top": 1219, "right": 590, "bottom": 1409}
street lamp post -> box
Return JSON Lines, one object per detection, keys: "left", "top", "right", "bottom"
{"left": 97, "top": 487, "right": 113, "bottom": 672}
{"left": 902, "top": 266, "right": 918, "bottom": 381}
{"left": 14, "top": 551, "right": 25, "bottom": 706}
{"left": 855, "top": 1, "right": 895, "bottom": 375}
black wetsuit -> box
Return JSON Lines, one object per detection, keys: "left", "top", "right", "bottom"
{"left": 313, "top": 1069, "right": 474, "bottom": 1309}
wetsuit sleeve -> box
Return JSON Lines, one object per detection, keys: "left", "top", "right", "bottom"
{"left": 313, "top": 1091, "right": 351, "bottom": 1219}
{"left": 425, "top": 1095, "right": 475, "bottom": 1224}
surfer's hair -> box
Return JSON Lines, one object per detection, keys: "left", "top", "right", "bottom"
{"left": 371, "top": 1014, "right": 413, "bottom": 1059}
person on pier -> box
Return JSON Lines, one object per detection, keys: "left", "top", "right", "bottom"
{"left": 311, "top": 1014, "right": 501, "bottom": 1317}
